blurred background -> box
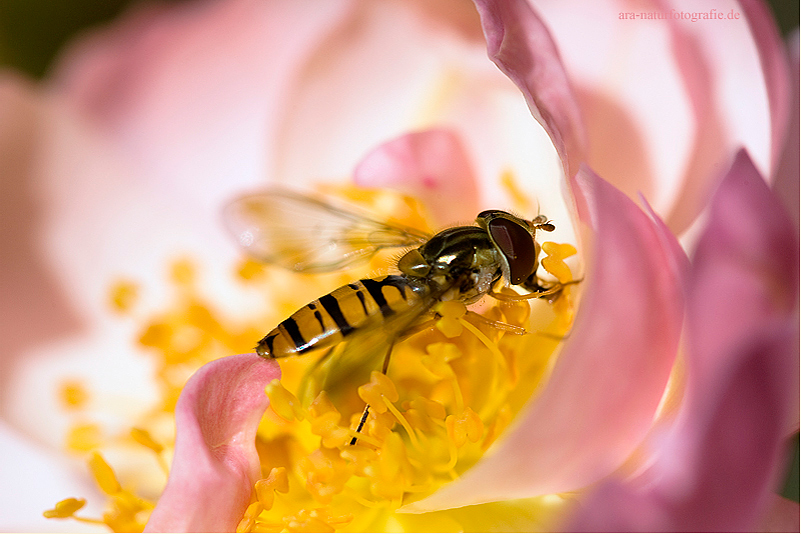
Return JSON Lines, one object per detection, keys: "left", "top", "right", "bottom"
{"left": 0, "top": 0, "right": 797, "bottom": 79}
{"left": 0, "top": 0, "right": 797, "bottom": 505}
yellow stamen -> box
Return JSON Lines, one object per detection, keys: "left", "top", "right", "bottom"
{"left": 381, "top": 394, "right": 420, "bottom": 449}
{"left": 500, "top": 169, "right": 533, "bottom": 214}
{"left": 446, "top": 408, "right": 484, "bottom": 448}
{"left": 236, "top": 502, "right": 264, "bottom": 533}
{"left": 255, "top": 467, "right": 289, "bottom": 510}
{"left": 88, "top": 451, "right": 122, "bottom": 495}
{"left": 434, "top": 300, "right": 467, "bottom": 338}
{"left": 457, "top": 316, "right": 508, "bottom": 376}
{"left": 65, "top": 422, "right": 102, "bottom": 452}
{"left": 420, "top": 342, "right": 461, "bottom": 379}
{"left": 266, "top": 379, "right": 306, "bottom": 421}
{"left": 237, "top": 258, "right": 267, "bottom": 281}
{"left": 131, "top": 427, "right": 170, "bottom": 474}
{"left": 541, "top": 241, "right": 577, "bottom": 284}
{"left": 43, "top": 498, "right": 86, "bottom": 519}
{"left": 170, "top": 257, "right": 196, "bottom": 286}
{"left": 357, "top": 372, "right": 398, "bottom": 415}
{"left": 59, "top": 379, "right": 89, "bottom": 410}
{"left": 130, "top": 427, "right": 163, "bottom": 454}
{"left": 109, "top": 279, "right": 139, "bottom": 313}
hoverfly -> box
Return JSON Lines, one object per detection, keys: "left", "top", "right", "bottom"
{"left": 225, "top": 189, "right": 568, "bottom": 443}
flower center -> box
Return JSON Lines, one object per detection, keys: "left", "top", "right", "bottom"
{"left": 46, "top": 185, "right": 577, "bottom": 533}
{"left": 238, "top": 188, "right": 577, "bottom": 532}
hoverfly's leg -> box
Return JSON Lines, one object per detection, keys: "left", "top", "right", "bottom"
{"left": 488, "top": 278, "right": 581, "bottom": 302}
{"left": 350, "top": 339, "right": 397, "bottom": 446}
{"left": 350, "top": 405, "right": 372, "bottom": 446}
{"left": 464, "top": 310, "right": 528, "bottom": 335}
{"left": 380, "top": 339, "right": 395, "bottom": 374}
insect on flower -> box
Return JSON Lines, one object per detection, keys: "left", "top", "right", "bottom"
{"left": 224, "top": 189, "right": 573, "bottom": 444}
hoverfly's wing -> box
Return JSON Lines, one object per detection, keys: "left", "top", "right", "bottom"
{"left": 224, "top": 189, "right": 430, "bottom": 273}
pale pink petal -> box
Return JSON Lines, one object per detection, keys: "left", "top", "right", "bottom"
{"left": 739, "top": 0, "right": 794, "bottom": 175}
{"left": 50, "top": 0, "right": 354, "bottom": 194}
{"left": 569, "top": 150, "right": 798, "bottom": 532}
{"left": 473, "top": 0, "right": 587, "bottom": 177}
{"left": 407, "top": 166, "right": 686, "bottom": 511}
{"left": 0, "top": 420, "right": 104, "bottom": 532}
{"left": 531, "top": 0, "right": 780, "bottom": 234}
{"left": 145, "top": 354, "right": 280, "bottom": 532}
{"left": 267, "top": 0, "right": 565, "bottom": 227}
{"left": 654, "top": 0, "right": 731, "bottom": 234}
{"left": 530, "top": 0, "right": 695, "bottom": 223}
{"left": 6, "top": 0, "right": 354, "bottom": 445}
{"left": 660, "top": 0, "right": 792, "bottom": 233}
{"left": 353, "top": 129, "right": 479, "bottom": 226}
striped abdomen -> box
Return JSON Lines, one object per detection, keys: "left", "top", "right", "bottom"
{"left": 256, "top": 275, "right": 425, "bottom": 358}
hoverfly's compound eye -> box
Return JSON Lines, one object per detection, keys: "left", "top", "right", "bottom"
{"left": 487, "top": 218, "right": 537, "bottom": 285}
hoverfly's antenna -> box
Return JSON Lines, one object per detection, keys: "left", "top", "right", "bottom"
{"left": 531, "top": 214, "right": 555, "bottom": 233}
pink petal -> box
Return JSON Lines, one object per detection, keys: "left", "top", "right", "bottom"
{"left": 353, "top": 129, "right": 479, "bottom": 226}
{"left": 685, "top": 150, "right": 799, "bottom": 432}
{"left": 145, "top": 354, "right": 280, "bottom": 532}
{"left": 759, "top": 495, "right": 801, "bottom": 533}
{"left": 570, "top": 329, "right": 796, "bottom": 531}
{"left": 772, "top": 31, "right": 800, "bottom": 228}
{"left": 473, "top": 0, "right": 587, "bottom": 177}
{"left": 570, "top": 150, "right": 799, "bottom": 531}
{"left": 0, "top": 76, "right": 81, "bottom": 391}
{"left": 407, "top": 166, "right": 687, "bottom": 511}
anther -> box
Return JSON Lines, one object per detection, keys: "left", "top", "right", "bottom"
{"left": 541, "top": 241, "right": 577, "bottom": 284}
{"left": 265, "top": 379, "right": 305, "bottom": 421}
{"left": 255, "top": 467, "right": 289, "bottom": 510}
{"left": 43, "top": 498, "right": 86, "bottom": 519}
{"left": 88, "top": 452, "right": 121, "bottom": 495}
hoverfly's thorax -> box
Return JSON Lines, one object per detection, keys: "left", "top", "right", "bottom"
{"left": 398, "top": 249, "right": 431, "bottom": 278}
{"left": 410, "top": 225, "right": 503, "bottom": 303}
{"left": 419, "top": 226, "right": 498, "bottom": 275}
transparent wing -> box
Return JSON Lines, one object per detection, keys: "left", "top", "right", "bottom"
{"left": 224, "top": 189, "right": 431, "bottom": 273}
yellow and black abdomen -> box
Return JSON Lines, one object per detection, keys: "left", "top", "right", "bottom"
{"left": 256, "top": 275, "right": 424, "bottom": 358}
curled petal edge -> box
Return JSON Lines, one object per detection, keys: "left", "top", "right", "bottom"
{"left": 473, "top": 0, "right": 587, "bottom": 178}
{"left": 404, "top": 166, "right": 687, "bottom": 511}
{"left": 570, "top": 149, "right": 799, "bottom": 532}
{"left": 145, "top": 354, "right": 280, "bottom": 532}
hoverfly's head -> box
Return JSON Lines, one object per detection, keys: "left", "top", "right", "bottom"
{"left": 476, "top": 210, "right": 555, "bottom": 286}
